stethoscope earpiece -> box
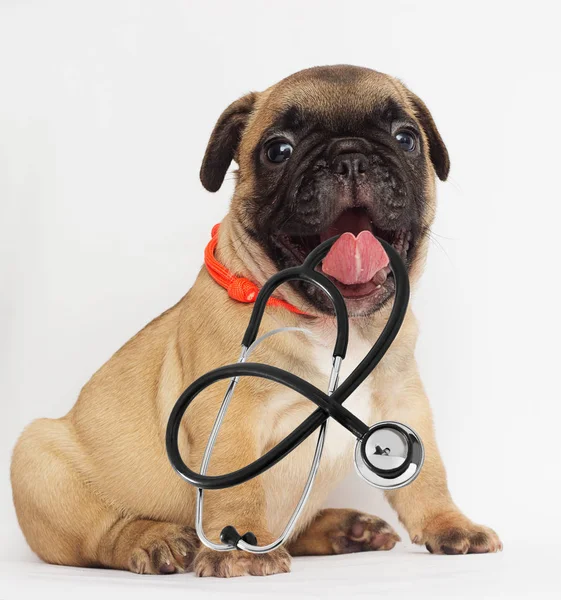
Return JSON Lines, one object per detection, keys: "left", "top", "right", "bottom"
{"left": 354, "top": 421, "right": 424, "bottom": 490}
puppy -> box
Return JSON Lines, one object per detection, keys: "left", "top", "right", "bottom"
{"left": 11, "top": 65, "right": 501, "bottom": 578}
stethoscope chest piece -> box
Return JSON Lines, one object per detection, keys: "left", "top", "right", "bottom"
{"left": 354, "top": 421, "right": 424, "bottom": 490}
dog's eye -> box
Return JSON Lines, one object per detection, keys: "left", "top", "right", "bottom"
{"left": 395, "top": 131, "right": 416, "bottom": 152}
{"left": 266, "top": 141, "right": 293, "bottom": 163}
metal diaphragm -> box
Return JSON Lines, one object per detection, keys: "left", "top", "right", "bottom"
{"left": 354, "top": 421, "right": 424, "bottom": 490}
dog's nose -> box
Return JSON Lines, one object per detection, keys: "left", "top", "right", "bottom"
{"left": 332, "top": 153, "right": 368, "bottom": 178}
{"left": 328, "top": 138, "right": 370, "bottom": 179}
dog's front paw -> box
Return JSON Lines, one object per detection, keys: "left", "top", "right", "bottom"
{"left": 194, "top": 546, "right": 291, "bottom": 578}
{"left": 329, "top": 510, "right": 400, "bottom": 554}
{"left": 127, "top": 523, "right": 200, "bottom": 574}
{"left": 414, "top": 511, "right": 502, "bottom": 555}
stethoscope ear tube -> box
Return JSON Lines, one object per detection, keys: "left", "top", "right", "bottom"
{"left": 241, "top": 235, "right": 352, "bottom": 353}
{"left": 241, "top": 265, "right": 349, "bottom": 357}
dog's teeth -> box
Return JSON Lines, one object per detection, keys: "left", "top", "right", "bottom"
{"left": 373, "top": 269, "right": 388, "bottom": 285}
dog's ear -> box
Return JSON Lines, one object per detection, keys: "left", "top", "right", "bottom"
{"left": 407, "top": 91, "right": 450, "bottom": 181}
{"left": 200, "top": 92, "right": 258, "bottom": 192}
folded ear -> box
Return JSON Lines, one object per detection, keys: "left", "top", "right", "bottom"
{"left": 407, "top": 91, "right": 450, "bottom": 181}
{"left": 200, "top": 92, "right": 258, "bottom": 192}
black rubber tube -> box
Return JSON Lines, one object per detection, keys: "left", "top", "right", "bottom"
{"left": 166, "top": 363, "right": 369, "bottom": 490}
{"left": 241, "top": 260, "right": 349, "bottom": 357}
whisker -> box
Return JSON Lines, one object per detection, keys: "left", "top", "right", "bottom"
{"left": 426, "top": 228, "right": 452, "bottom": 264}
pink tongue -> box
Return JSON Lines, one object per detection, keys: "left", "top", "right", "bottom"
{"left": 322, "top": 231, "right": 389, "bottom": 285}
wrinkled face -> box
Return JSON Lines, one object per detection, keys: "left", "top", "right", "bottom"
{"left": 201, "top": 66, "right": 449, "bottom": 316}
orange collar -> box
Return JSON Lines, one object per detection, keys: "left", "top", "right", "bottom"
{"left": 204, "top": 224, "right": 306, "bottom": 315}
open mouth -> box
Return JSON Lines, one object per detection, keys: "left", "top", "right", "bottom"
{"left": 276, "top": 207, "right": 413, "bottom": 301}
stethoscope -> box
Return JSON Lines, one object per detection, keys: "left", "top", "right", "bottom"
{"left": 166, "top": 235, "right": 424, "bottom": 554}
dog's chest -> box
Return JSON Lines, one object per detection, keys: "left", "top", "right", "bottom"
{"left": 263, "top": 328, "right": 376, "bottom": 466}
{"left": 260, "top": 327, "right": 378, "bottom": 535}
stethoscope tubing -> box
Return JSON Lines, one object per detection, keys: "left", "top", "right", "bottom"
{"left": 167, "top": 361, "right": 367, "bottom": 490}
{"left": 166, "top": 237, "right": 409, "bottom": 491}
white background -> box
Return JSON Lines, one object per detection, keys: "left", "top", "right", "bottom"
{"left": 1, "top": 1, "right": 560, "bottom": 597}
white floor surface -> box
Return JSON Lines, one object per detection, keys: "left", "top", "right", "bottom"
{"left": 0, "top": 541, "right": 553, "bottom": 600}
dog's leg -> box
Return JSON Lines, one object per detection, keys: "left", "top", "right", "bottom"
{"left": 11, "top": 418, "right": 199, "bottom": 574}
{"left": 98, "top": 519, "right": 199, "bottom": 574}
{"left": 287, "top": 508, "right": 400, "bottom": 556}
{"left": 190, "top": 415, "right": 291, "bottom": 577}
{"left": 193, "top": 487, "right": 292, "bottom": 577}
{"left": 12, "top": 417, "right": 115, "bottom": 568}
{"left": 382, "top": 361, "right": 502, "bottom": 555}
